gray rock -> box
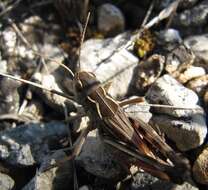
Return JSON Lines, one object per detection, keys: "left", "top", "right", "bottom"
{"left": 80, "top": 32, "right": 138, "bottom": 98}
{"left": 185, "top": 34, "right": 208, "bottom": 71}
{"left": 0, "top": 121, "right": 68, "bottom": 166}
{"left": 146, "top": 74, "right": 199, "bottom": 118}
{"left": 150, "top": 113, "right": 207, "bottom": 151}
{"left": 173, "top": 0, "right": 208, "bottom": 27}
{"left": 130, "top": 54, "right": 164, "bottom": 94}
{"left": 32, "top": 59, "right": 78, "bottom": 114}
{"left": 186, "top": 75, "right": 208, "bottom": 97}
{"left": 0, "top": 172, "right": 14, "bottom": 190}
{"left": 131, "top": 172, "right": 198, "bottom": 190}
{"left": 165, "top": 44, "right": 197, "bottom": 84}
{"left": 156, "top": 0, "right": 199, "bottom": 10}
{"left": 23, "top": 151, "right": 72, "bottom": 190}
{"left": 192, "top": 145, "right": 208, "bottom": 184}
{"left": 156, "top": 29, "right": 182, "bottom": 50}
{"left": 79, "top": 186, "right": 89, "bottom": 190}
{"left": 76, "top": 129, "right": 123, "bottom": 179}
{"left": 97, "top": 3, "right": 125, "bottom": 36}
{"left": 177, "top": 66, "right": 206, "bottom": 83}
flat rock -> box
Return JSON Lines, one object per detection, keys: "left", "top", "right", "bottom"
{"left": 80, "top": 32, "right": 138, "bottom": 98}
{"left": 0, "top": 172, "right": 14, "bottom": 190}
{"left": 131, "top": 172, "right": 198, "bottom": 190}
{"left": 23, "top": 151, "right": 72, "bottom": 190}
{"left": 0, "top": 121, "right": 68, "bottom": 166}
{"left": 146, "top": 74, "right": 199, "bottom": 118}
{"left": 192, "top": 146, "right": 208, "bottom": 184}
{"left": 185, "top": 34, "right": 208, "bottom": 71}
{"left": 150, "top": 113, "right": 207, "bottom": 151}
{"left": 76, "top": 129, "right": 123, "bottom": 179}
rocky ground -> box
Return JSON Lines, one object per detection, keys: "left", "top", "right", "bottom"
{"left": 0, "top": 0, "right": 207, "bottom": 190}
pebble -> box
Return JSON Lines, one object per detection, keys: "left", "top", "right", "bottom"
{"left": 23, "top": 151, "right": 72, "bottom": 190}
{"left": 186, "top": 75, "right": 208, "bottom": 97}
{"left": 165, "top": 44, "right": 196, "bottom": 83}
{"left": 192, "top": 146, "right": 208, "bottom": 184}
{"left": 150, "top": 113, "right": 207, "bottom": 151}
{"left": 32, "top": 57, "right": 78, "bottom": 114}
{"left": 130, "top": 54, "right": 164, "bottom": 94}
{"left": 131, "top": 172, "right": 199, "bottom": 190}
{"left": 156, "top": 28, "right": 182, "bottom": 50}
{"left": 146, "top": 74, "right": 199, "bottom": 118}
{"left": 97, "top": 3, "right": 125, "bottom": 36}
{"left": 185, "top": 34, "right": 208, "bottom": 71}
{"left": 80, "top": 32, "right": 138, "bottom": 98}
{"left": 76, "top": 129, "right": 123, "bottom": 179}
{"left": 0, "top": 172, "right": 14, "bottom": 190}
{"left": 0, "top": 121, "right": 68, "bottom": 166}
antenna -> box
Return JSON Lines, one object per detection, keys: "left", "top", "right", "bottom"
{"left": 77, "top": 12, "right": 91, "bottom": 72}
{"left": 0, "top": 72, "right": 74, "bottom": 100}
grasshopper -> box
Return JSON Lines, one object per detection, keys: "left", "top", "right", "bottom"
{"left": 0, "top": 69, "right": 193, "bottom": 185}
{"left": 0, "top": 1, "right": 195, "bottom": 185}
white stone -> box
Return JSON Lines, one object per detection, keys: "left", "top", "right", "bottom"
{"left": 80, "top": 32, "right": 138, "bottom": 98}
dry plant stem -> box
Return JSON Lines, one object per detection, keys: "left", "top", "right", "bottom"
{"left": 0, "top": 72, "right": 74, "bottom": 100}
{"left": 0, "top": 0, "right": 22, "bottom": 17}
{"left": 124, "top": 0, "right": 183, "bottom": 51}
{"left": 0, "top": 113, "right": 30, "bottom": 122}
{"left": 18, "top": 58, "right": 43, "bottom": 115}
{"left": 42, "top": 124, "right": 92, "bottom": 172}
{"left": 141, "top": 0, "right": 155, "bottom": 27}
{"left": 9, "top": 19, "right": 74, "bottom": 78}
{"left": 63, "top": 106, "right": 78, "bottom": 190}
{"left": 77, "top": 12, "right": 91, "bottom": 71}
{"left": 166, "top": 0, "right": 181, "bottom": 28}
{"left": 119, "top": 97, "right": 201, "bottom": 110}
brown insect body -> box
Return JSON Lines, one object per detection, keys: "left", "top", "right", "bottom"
{"left": 74, "top": 71, "right": 191, "bottom": 184}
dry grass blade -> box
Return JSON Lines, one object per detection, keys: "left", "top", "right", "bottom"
{"left": 0, "top": 72, "right": 74, "bottom": 100}
{"left": 77, "top": 12, "right": 91, "bottom": 71}
{"left": 9, "top": 19, "right": 75, "bottom": 78}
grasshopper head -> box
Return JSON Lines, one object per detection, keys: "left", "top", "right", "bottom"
{"left": 74, "top": 71, "right": 100, "bottom": 95}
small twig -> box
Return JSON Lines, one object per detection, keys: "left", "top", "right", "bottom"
{"left": 125, "top": 103, "right": 202, "bottom": 111}
{"left": 0, "top": 72, "right": 74, "bottom": 100}
{"left": 9, "top": 19, "right": 74, "bottom": 78}
{"left": 141, "top": 1, "right": 155, "bottom": 27}
{"left": 63, "top": 106, "right": 79, "bottom": 190}
{"left": 0, "top": 0, "right": 22, "bottom": 18}
{"left": 78, "top": 12, "right": 91, "bottom": 71}
{"left": 30, "top": 0, "right": 53, "bottom": 8}
{"left": 166, "top": 0, "right": 181, "bottom": 28}
{"left": 0, "top": 113, "right": 30, "bottom": 122}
